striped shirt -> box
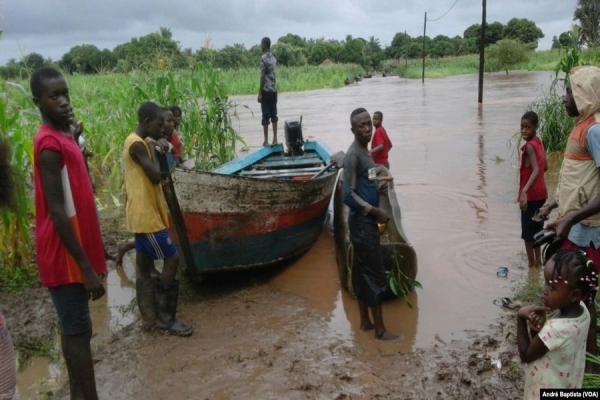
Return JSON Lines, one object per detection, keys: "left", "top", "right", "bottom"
{"left": 0, "top": 312, "right": 16, "bottom": 400}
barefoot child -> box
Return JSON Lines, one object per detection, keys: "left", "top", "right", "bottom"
{"left": 369, "top": 111, "right": 393, "bottom": 169}
{"left": 123, "top": 101, "right": 192, "bottom": 336}
{"left": 343, "top": 108, "right": 398, "bottom": 341}
{"left": 518, "top": 250, "right": 596, "bottom": 399}
{"left": 32, "top": 67, "right": 106, "bottom": 399}
{"left": 258, "top": 37, "right": 278, "bottom": 146}
{"left": 518, "top": 111, "right": 547, "bottom": 268}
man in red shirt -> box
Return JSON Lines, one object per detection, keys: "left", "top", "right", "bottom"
{"left": 369, "top": 111, "right": 393, "bottom": 169}
{"left": 32, "top": 67, "right": 106, "bottom": 400}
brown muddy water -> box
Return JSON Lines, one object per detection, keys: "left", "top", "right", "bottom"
{"left": 16, "top": 71, "right": 561, "bottom": 398}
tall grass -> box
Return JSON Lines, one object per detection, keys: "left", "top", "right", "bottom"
{"left": 0, "top": 80, "right": 39, "bottom": 281}
{"left": 526, "top": 80, "right": 574, "bottom": 153}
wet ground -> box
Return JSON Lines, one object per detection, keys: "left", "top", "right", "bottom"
{"left": 6, "top": 71, "right": 563, "bottom": 398}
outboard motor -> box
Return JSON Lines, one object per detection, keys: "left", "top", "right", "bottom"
{"left": 284, "top": 116, "right": 304, "bottom": 156}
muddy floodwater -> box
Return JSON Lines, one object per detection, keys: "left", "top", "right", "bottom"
{"left": 14, "top": 71, "right": 562, "bottom": 399}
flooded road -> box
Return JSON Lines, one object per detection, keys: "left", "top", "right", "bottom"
{"left": 231, "top": 71, "right": 558, "bottom": 350}
{"left": 16, "top": 71, "right": 561, "bottom": 398}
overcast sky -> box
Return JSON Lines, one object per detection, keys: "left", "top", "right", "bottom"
{"left": 0, "top": 0, "right": 577, "bottom": 65}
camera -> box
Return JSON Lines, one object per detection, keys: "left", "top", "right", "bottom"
{"left": 533, "top": 229, "right": 556, "bottom": 248}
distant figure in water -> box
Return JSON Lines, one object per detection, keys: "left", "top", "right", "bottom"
{"left": 342, "top": 108, "right": 398, "bottom": 341}
{"left": 517, "top": 111, "right": 547, "bottom": 269}
{"left": 0, "top": 139, "right": 16, "bottom": 400}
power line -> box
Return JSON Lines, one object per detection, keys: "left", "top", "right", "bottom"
{"left": 427, "top": 0, "right": 459, "bottom": 22}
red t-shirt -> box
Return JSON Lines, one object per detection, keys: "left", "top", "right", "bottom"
{"left": 167, "top": 131, "right": 183, "bottom": 159}
{"left": 371, "top": 126, "right": 392, "bottom": 165}
{"left": 34, "top": 124, "right": 106, "bottom": 287}
{"left": 519, "top": 136, "right": 548, "bottom": 201}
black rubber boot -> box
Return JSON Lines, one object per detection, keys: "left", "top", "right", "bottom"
{"left": 136, "top": 277, "right": 156, "bottom": 331}
{"left": 155, "top": 280, "right": 193, "bottom": 337}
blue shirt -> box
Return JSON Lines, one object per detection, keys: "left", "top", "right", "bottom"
{"left": 568, "top": 124, "right": 600, "bottom": 248}
{"left": 342, "top": 141, "right": 379, "bottom": 224}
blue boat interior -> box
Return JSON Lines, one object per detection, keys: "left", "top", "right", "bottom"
{"left": 212, "top": 141, "right": 336, "bottom": 179}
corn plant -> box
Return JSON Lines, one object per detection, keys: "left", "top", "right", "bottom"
{"left": 0, "top": 79, "right": 38, "bottom": 282}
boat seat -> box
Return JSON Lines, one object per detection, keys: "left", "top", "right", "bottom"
{"left": 253, "top": 158, "right": 324, "bottom": 170}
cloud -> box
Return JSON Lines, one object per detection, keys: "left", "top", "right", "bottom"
{"left": 0, "top": 0, "right": 576, "bottom": 64}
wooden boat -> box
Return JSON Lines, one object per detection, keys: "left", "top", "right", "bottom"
{"left": 166, "top": 141, "right": 340, "bottom": 275}
{"left": 333, "top": 172, "right": 418, "bottom": 298}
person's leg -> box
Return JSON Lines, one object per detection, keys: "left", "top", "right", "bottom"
{"left": 533, "top": 245, "right": 542, "bottom": 268}
{"left": 271, "top": 94, "right": 278, "bottom": 144}
{"left": 49, "top": 284, "right": 98, "bottom": 400}
{"left": 261, "top": 93, "right": 270, "bottom": 146}
{"left": 524, "top": 240, "right": 535, "bottom": 268}
{"left": 150, "top": 230, "right": 193, "bottom": 336}
{"left": 116, "top": 241, "right": 136, "bottom": 266}
{"left": 371, "top": 305, "right": 399, "bottom": 341}
{"left": 64, "top": 330, "right": 98, "bottom": 400}
{"left": 358, "top": 300, "right": 374, "bottom": 331}
{"left": 134, "top": 235, "right": 158, "bottom": 329}
{"left": 586, "top": 302, "right": 598, "bottom": 373}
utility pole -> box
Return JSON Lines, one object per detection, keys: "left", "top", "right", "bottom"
{"left": 478, "top": 0, "right": 486, "bottom": 103}
{"left": 422, "top": 12, "right": 427, "bottom": 83}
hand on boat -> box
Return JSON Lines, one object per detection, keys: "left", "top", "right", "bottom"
{"left": 372, "top": 208, "right": 390, "bottom": 224}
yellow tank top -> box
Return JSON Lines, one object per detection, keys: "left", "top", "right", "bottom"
{"left": 123, "top": 133, "right": 169, "bottom": 233}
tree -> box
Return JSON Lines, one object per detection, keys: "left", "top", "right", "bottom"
{"left": 308, "top": 40, "right": 342, "bottom": 64}
{"left": 486, "top": 39, "right": 530, "bottom": 74}
{"left": 463, "top": 22, "right": 504, "bottom": 52}
{"left": 214, "top": 44, "right": 251, "bottom": 69}
{"left": 159, "top": 27, "right": 173, "bottom": 40}
{"left": 574, "top": 0, "right": 600, "bottom": 48}
{"left": 430, "top": 35, "right": 452, "bottom": 58}
{"left": 21, "top": 52, "right": 46, "bottom": 70}
{"left": 387, "top": 32, "right": 412, "bottom": 58}
{"left": 65, "top": 45, "right": 103, "bottom": 74}
{"left": 364, "top": 36, "right": 384, "bottom": 70}
{"left": 113, "top": 31, "right": 182, "bottom": 67}
{"left": 503, "top": 18, "right": 544, "bottom": 49}
{"left": 552, "top": 31, "right": 577, "bottom": 49}
{"left": 338, "top": 38, "right": 365, "bottom": 66}
{"left": 272, "top": 42, "right": 307, "bottom": 67}
{"left": 277, "top": 33, "right": 306, "bottom": 48}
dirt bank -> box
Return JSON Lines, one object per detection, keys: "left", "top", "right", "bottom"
{"left": 4, "top": 267, "right": 524, "bottom": 400}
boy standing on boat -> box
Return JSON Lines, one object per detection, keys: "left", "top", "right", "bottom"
{"left": 258, "top": 36, "right": 278, "bottom": 147}
{"left": 342, "top": 108, "right": 398, "bottom": 341}
{"left": 369, "top": 111, "right": 393, "bottom": 169}
{"left": 123, "top": 101, "right": 192, "bottom": 336}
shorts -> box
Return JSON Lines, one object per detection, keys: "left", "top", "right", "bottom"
{"left": 134, "top": 229, "right": 177, "bottom": 260}
{"left": 261, "top": 91, "right": 278, "bottom": 126}
{"left": 48, "top": 283, "right": 92, "bottom": 336}
{"left": 521, "top": 199, "right": 546, "bottom": 241}
{"left": 349, "top": 216, "right": 387, "bottom": 307}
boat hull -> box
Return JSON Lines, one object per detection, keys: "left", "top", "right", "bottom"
{"left": 169, "top": 144, "right": 338, "bottom": 273}
{"left": 333, "top": 175, "right": 418, "bottom": 299}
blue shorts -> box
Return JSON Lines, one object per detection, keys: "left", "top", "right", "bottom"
{"left": 48, "top": 283, "right": 92, "bottom": 336}
{"left": 134, "top": 229, "right": 177, "bottom": 260}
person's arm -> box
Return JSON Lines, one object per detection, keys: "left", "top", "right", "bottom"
{"left": 517, "top": 305, "right": 550, "bottom": 363}
{"left": 547, "top": 125, "right": 600, "bottom": 237}
{"left": 258, "top": 58, "right": 265, "bottom": 102}
{"left": 39, "top": 149, "right": 105, "bottom": 300}
{"left": 370, "top": 144, "right": 383, "bottom": 154}
{"left": 342, "top": 155, "right": 388, "bottom": 223}
{"left": 129, "top": 139, "right": 171, "bottom": 184}
{"left": 519, "top": 144, "right": 540, "bottom": 210}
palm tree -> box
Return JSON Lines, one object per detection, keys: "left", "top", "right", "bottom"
{"left": 574, "top": 0, "right": 600, "bottom": 48}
